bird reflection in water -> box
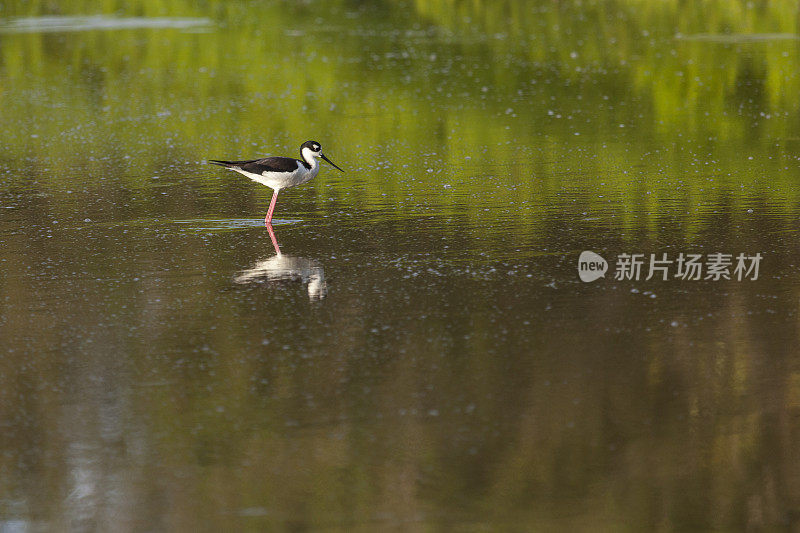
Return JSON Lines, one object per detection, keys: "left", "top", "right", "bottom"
{"left": 234, "top": 224, "right": 327, "bottom": 300}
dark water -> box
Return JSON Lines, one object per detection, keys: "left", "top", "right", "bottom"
{"left": 2, "top": 1, "right": 800, "bottom": 530}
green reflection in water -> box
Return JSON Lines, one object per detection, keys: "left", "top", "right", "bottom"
{"left": 1, "top": 0, "right": 800, "bottom": 531}
{"left": 1, "top": 0, "right": 800, "bottom": 233}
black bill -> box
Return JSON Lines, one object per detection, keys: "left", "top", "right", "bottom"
{"left": 321, "top": 153, "right": 344, "bottom": 172}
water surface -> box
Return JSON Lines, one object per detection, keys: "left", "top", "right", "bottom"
{"left": 2, "top": 0, "right": 800, "bottom": 530}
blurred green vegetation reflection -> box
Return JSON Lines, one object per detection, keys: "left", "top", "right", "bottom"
{"left": 1, "top": 0, "right": 800, "bottom": 232}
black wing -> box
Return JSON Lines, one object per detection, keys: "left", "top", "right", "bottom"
{"left": 209, "top": 156, "right": 301, "bottom": 173}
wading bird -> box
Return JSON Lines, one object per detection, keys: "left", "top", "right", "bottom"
{"left": 209, "top": 140, "right": 343, "bottom": 225}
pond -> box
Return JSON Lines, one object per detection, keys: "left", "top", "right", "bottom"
{"left": 1, "top": 0, "right": 800, "bottom": 530}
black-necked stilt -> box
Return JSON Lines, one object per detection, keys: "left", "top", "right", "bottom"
{"left": 209, "top": 140, "right": 343, "bottom": 225}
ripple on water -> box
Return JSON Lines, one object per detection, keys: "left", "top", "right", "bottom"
{"left": 0, "top": 15, "right": 212, "bottom": 34}
{"left": 172, "top": 219, "right": 301, "bottom": 232}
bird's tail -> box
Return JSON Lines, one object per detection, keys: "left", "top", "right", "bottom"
{"left": 208, "top": 159, "right": 242, "bottom": 168}
{"left": 208, "top": 159, "right": 236, "bottom": 167}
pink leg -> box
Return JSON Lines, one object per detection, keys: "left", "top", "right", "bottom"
{"left": 265, "top": 189, "right": 280, "bottom": 226}
{"left": 266, "top": 222, "right": 281, "bottom": 255}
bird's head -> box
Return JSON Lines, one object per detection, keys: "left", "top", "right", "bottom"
{"left": 301, "top": 140, "right": 343, "bottom": 172}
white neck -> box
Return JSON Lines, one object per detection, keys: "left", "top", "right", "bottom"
{"left": 301, "top": 147, "right": 318, "bottom": 169}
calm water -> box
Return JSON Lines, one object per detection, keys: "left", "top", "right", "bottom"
{"left": 2, "top": 0, "right": 800, "bottom": 530}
